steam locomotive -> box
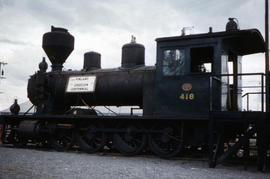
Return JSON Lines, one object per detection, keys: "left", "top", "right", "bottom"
{"left": 1, "top": 18, "right": 270, "bottom": 170}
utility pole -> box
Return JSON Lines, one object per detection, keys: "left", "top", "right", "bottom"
{"left": 266, "top": 0, "right": 270, "bottom": 112}
{"left": 0, "top": 61, "right": 7, "bottom": 94}
{"left": 0, "top": 61, "right": 7, "bottom": 78}
{"left": 266, "top": 0, "right": 269, "bottom": 73}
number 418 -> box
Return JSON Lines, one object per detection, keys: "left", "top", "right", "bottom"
{"left": 179, "top": 93, "right": 195, "bottom": 100}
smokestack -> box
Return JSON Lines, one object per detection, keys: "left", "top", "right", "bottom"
{"left": 42, "top": 26, "right": 74, "bottom": 71}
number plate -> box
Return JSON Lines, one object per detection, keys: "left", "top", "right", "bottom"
{"left": 66, "top": 75, "right": 96, "bottom": 93}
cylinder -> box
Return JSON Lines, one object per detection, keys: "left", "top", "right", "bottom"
{"left": 83, "top": 51, "right": 101, "bottom": 71}
{"left": 121, "top": 42, "right": 145, "bottom": 68}
{"left": 18, "top": 120, "right": 40, "bottom": 139}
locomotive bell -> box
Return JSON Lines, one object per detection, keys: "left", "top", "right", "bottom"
{"left": 42, "top": 26, "right": 74, "bottom": 71}
{"left": 121, "top": 36, "right": 145, "bottom": 68}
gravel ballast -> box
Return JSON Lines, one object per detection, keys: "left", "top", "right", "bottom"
{"left": 0, "top": 146, "right": 269, "bottom": 179}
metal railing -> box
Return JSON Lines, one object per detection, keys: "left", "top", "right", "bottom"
{"left": 242, "top": 92, "right": 266, "bottom": 111}
{"left": 219, "top": 73, "right": 265, "bottom": 112}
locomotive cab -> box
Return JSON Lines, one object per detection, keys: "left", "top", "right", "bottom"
{"left": 154, "top": 27, "right": 265, "bottom": 117}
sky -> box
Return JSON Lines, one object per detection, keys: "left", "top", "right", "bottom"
{"left": 0, "top": 0, "right": 267, "bottom": 110}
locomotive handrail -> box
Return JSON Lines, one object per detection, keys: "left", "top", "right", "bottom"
{"left": 242, "top": 92, "right": 266, "bottom": 111}
{"left": 216, "top": 72, "right": 265, "bottom": 76}
{"left": 214, "top": 73, "right": 265, "bottom": 112}
{"left": 240, "top": 86, "right": 266, "bottom": 88}
{"left": 242, "top": 92, "right": 266, "bottom": 98}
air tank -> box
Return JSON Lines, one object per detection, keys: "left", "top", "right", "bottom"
{"left": 121, "top": 36, "right": 145, "bottom": 68}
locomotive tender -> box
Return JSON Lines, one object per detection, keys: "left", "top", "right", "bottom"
{"left": 1, "top": 18, "right": 270, "bottom": 170}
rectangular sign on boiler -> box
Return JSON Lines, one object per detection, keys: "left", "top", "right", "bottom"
{"left": 66, "top": 75, "right": 96, "bottom": 93}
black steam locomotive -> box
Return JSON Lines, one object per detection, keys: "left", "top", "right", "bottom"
{"left": 1, "top": 18, "right": 270, "bottom": 170}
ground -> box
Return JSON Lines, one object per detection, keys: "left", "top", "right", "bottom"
{"left": 0, "top": 146, "right": 269, "bottom": 179}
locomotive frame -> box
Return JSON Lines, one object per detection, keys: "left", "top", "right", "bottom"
{"left": 1, "top": 19, "right": 270, "bottom": 171}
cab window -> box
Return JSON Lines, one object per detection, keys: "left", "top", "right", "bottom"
{"left": 190, "top": 47, "right": 213, "bottom": 73}
{"left": 163, "top": 49, "right": 185, "bottom": 76}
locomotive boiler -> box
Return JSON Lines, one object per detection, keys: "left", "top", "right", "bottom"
{"left": 1, "top": 19, "right": 270, "bottom": 170}
{"left": 28, "top": 26, "right": 155, "bottom": 115}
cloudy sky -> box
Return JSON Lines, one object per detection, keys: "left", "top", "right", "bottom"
{"left": 0, "top": 0, "right": 267, "bottom": 110}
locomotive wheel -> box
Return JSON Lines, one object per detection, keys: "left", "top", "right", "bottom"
{"left": 51, "top": 128, "right": 75, "bottom": 151}
{"left": 38, "top": 139, "right": 51, "bottom": 149}
{"left": 36, "top": 123, "right": 51, "bottom": 149}
{"left": 104, "top": 139, "right": 116, "bottom": 152}
{"left": 113, "top": 123, "right": 146, "bottom": 156}
{"left": 10, "top": 129, "right": 26, "bottom": 147}
{"left": 148, "top": 123, "right": 182, "bottom": 158}
{"left": 77, "top": 123, "right": 107, "bottom": 153}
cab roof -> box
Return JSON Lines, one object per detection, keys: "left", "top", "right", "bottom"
{"left": 156, "top": 29, "right": 265, "bottom": 56}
